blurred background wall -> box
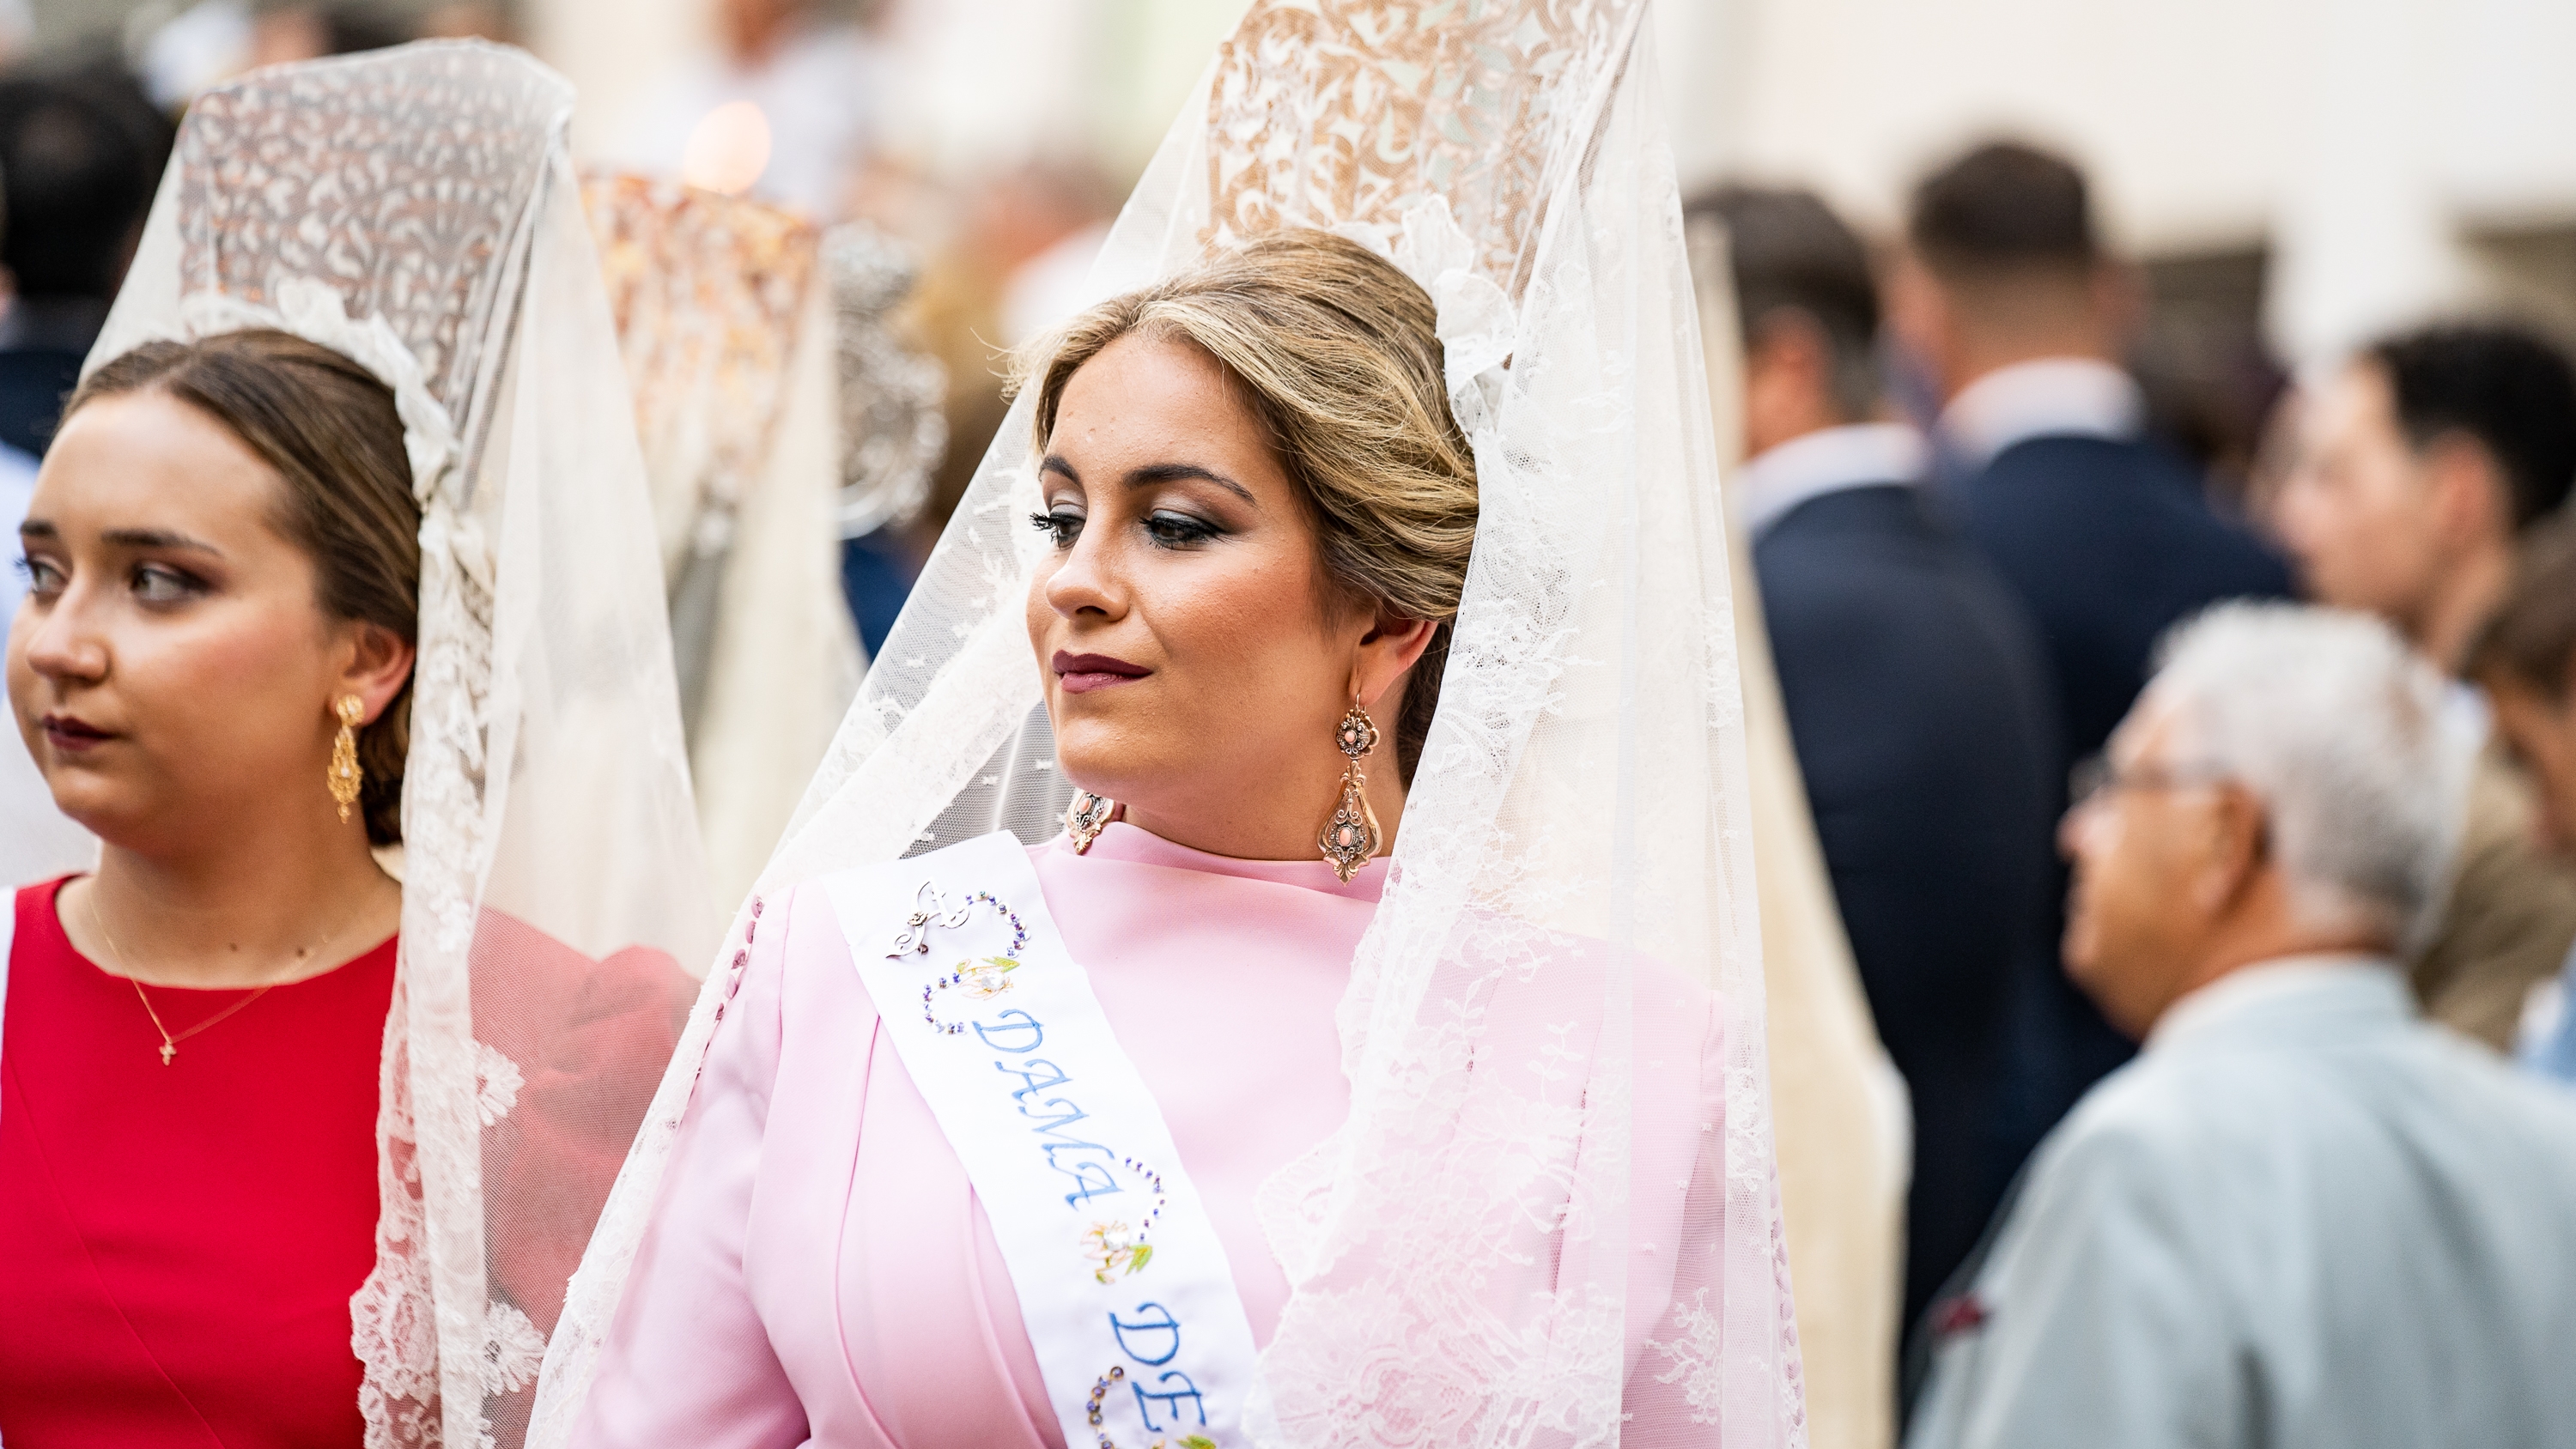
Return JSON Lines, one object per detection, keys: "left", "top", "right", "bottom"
{"left": 1651, "top": 0, "right": 2576, "bottom": 501}
{"left": 31, "top": 0, "right": 2576, "bottom": 359}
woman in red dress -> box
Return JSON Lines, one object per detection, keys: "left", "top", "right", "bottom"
{"left": 0, "top": 43, "right": 714, "bottom": 1449}
{"left": 2, "top": 331, "right": 416, "bottom": 1445}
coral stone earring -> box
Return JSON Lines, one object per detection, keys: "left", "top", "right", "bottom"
{"left": 327, "top": 694, "right": 367, "bottom": 823}
{"left": 1318, "top": 704, "right": 1383, "bottom": 882}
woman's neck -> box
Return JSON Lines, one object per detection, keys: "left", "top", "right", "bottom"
{"left": 62, "top": 822, "right": 401, "bottom": 990}
{"left": 1119, "top": 761, "right": 1410, "bottom": 864}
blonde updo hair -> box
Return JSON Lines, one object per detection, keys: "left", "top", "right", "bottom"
{"left": 1021, "top": 229, "right": 1479, "bottom": 784}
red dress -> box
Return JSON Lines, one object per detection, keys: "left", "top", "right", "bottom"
{"left": 0, "top": 877, "right": 397, "bottom": 1447}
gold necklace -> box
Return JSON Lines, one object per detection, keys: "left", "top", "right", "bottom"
{"left": 90, "top": 894, "right": 351, "bottom": 1067}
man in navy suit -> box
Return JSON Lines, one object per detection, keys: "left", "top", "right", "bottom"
{"left": 1886, "top": 142, "right": 2293, "bottom": 1151}
{"left": 1697, "top": 185, "right": 2062, "bottom": 1336}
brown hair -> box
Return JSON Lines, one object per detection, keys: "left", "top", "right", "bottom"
{"left": 1020, "top": 229, "right": 1479, "bottom": 784}
{"left": 2472, "top": 511, "right": 2576, "bottom": 702}
{"left": 67, "top": 330, "right": 422, "bottom": 845}
{"left": 1692, "top": 184, "right": 1883, "bottom": 421}
{"left": 2364, "top": 323, "right": 2576, "bottom": 532}
{"left": 1908, "top": 140, "right": 2102, "bottom": 282}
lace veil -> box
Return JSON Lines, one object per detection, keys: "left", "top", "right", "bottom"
{"left": 538, "top": 3, "right": 1802, "bottom": 1444}
{"left": 823, "top": 220, "right": 945, "bottom": 544}
{"left": 1690, "top": 217, "right": 1906, "bottom": 1449}
{"left": 80, "top": 43, "right": 716, "bottom": 1448}
{"left": 583, "top": 175, "right": 864, "bottom": 907}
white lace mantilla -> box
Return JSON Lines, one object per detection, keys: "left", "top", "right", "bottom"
{"left": 90, "top": 41, "right": 713, "bottom": 1449}
{"left": 131, "top": 194, "right": 526, "bottom": 1449}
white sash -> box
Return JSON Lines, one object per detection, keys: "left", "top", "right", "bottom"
{"left": 825, "top": 831, "right": 1260, "bottom": 1449}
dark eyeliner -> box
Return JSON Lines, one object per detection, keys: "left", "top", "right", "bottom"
{"left": 1029, "top": 510, "right": 1084, "bottom": 548}
{"left": 130, "top": 561, "right": 210, "bottom": 603}
{"left": 1142, "top": 511, "right": 1220, "bottom": 549}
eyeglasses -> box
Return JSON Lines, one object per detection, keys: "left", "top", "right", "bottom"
{"left": 2068, "top": 754, "right": 2234, "bottom": 810}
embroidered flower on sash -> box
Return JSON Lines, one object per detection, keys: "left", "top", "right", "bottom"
{"left": 921, "top": 953, "right": 1024, "bottom": 1031}
{"left": 959, "top": 955, "right": 1019, "bottom": 998}
{"left": 1083, "top": 1222, "right": 1155, "bottom": 1283}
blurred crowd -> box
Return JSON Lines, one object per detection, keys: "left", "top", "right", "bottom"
{"left": 1698, "top": 146, "right": 2576, "bottom": 1446}
{"left": 9, "top": 5, "right": 2576, "bottom": 1446}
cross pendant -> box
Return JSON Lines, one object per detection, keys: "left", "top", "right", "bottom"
{"left": 159, "top": 1042, "right": 174, "bottom": 1066}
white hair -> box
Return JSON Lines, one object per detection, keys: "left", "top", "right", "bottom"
{"left": 2146, "top": 603, "right": 2470, "bottom": 945}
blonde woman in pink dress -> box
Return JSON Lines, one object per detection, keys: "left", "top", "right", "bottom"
{"left": 536, "top": 6, "right": 1805, "bottom": 1446}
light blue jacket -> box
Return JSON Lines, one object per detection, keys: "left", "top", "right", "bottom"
{"left": 1909, "top": 958, "right": 2576, "bottom": 1449}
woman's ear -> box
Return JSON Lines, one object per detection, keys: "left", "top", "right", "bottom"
{"left": 1352, "top": 606, "right": 1437, "bottom": 712}
{"left": 337, "top": 620, "right": 416, "bottom": 724}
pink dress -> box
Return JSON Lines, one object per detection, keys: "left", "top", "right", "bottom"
{"left": 571, "top": 823, "right": 1734, "bottom": 1447}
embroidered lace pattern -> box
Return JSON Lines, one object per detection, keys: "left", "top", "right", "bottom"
{"left": 136, "top": 46, "right": 565, "bottom": 1448}
{"left": 581, "top": 174, "right": 818, "bottom": 578}
{"left": 1205, "top": 0, "right": 1627, "bottom": 295}
{"left": 170, "top": 49, "right": 559, "bottom": 421}
{"left": 94, "top": 42, "right": 714, "bottom": 1449}
{"left": 824, "top": 221, "right": 945, "bottom": 540}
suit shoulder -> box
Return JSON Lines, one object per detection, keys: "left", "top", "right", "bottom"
{"left": 1753, "top": 484, "right": 1925, "bottom": 562}
{"left": 1967, "top": 438, "right": 2289, "bottom": 584}
{"left": 1762, "top": 501, "right": 2046, "bottom": 650}
{"left": 1761, "top": 488, "right": 1990, "bottom": 595}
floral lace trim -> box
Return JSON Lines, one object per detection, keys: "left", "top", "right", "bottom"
{"left": 143, "top": 42, "right": 569, "bottom": 1449}
{"left": 1204, "top": 0, "right": 1631, "bottom": 297}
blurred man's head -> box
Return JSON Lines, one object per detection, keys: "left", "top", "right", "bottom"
{"left": 0, "top": 76, "right": 162, "bottom": 306}
{"left": 247, "top": 3, "right": 417, "bottom": 66}
{"left": 2472, "top": 516, "right": 2576, "bottom": 855}
{"left": 2274, "top": 324, "right": 2576, "bottom": 670}
{"left": 1692, "top": 185, "right": 1880, "bottom": 457}
{"left": 1887, "top": 141, "right": 2136, "bottom": 402}
{"left": 720, "top": 0, "right": 817, "bottom": 62}
{"left": 2061, "top": 604, "right": 2453, "bottom": 1037}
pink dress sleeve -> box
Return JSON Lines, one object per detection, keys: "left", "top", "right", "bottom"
{"left": 567, "top": 888, "right": 810, "bottom": 1449}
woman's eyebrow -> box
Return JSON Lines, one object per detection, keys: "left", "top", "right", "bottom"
{"left": 1125, "top": 462, "right": 1256, "bottom": 506}
{"left": 1040, "top": 454, "right": 1080, "bottom": 484}
{"left": 100, "top": 526, "right": 226, "bottom": 556}
{"left": 22, "top": 519, "right": 224, "bottom": 556}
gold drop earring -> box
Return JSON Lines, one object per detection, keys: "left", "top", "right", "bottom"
{"left": 1065, "top": 788, "right": 1121, "bottom": 853}
{"left": 1318, "top": 701, "right": 1383, "bottom": 882}
{"left": 327, "top": 694, "right": 366, "bottom": 823}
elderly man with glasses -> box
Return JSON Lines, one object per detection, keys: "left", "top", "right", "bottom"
{"left": 1906, "top": 602, "right": 2576, "bottom": 1449}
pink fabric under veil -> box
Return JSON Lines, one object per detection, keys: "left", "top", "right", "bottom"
{"left": 568, "top": 822, "right": 1732, "bottom": 1448}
